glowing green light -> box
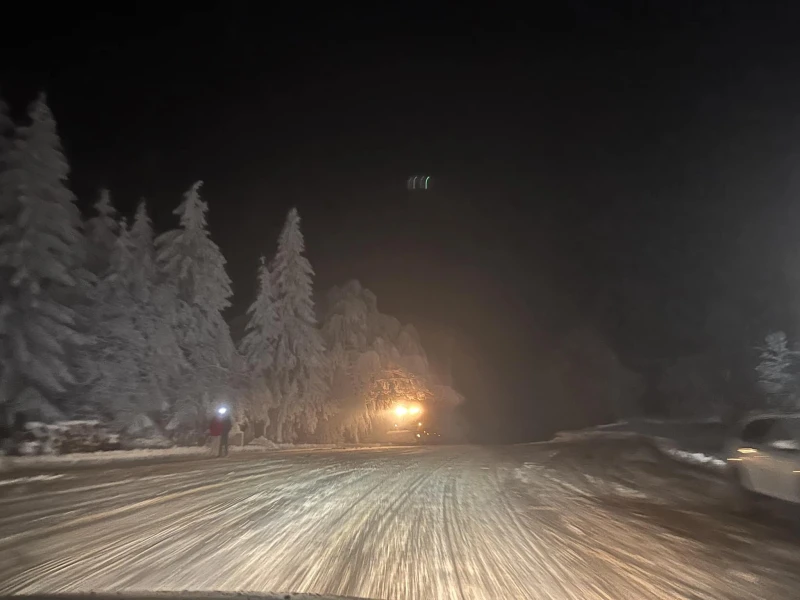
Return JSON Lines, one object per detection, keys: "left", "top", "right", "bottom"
{"left": 424, "top": 176, "right": 430, "bottom": 189}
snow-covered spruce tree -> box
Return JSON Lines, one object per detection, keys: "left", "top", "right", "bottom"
{"left": 241, "top": 256, "right": 279, "bottom": 370}
{"left": 156, "top": 181, "right": 234, "bottom": 432}
{"left": 129, "top": 201, "right": 187, "bottom": 422}
{"left": 317, "top": 281, "right": 372, "bottom": 442}
{"left": 271, "top": 208, "right": 329, "bottom": 442}
{"left": 322, "top": 281, "right": 370, "bottom": 354}
{"left": 239, "top": 256, "right": 279, "bottom": 429}
{"left": 85, "top": 189, "right": 118, "bottom": 277}
{"left": 76, "top": 191, "right": 120, "bottom": 419}
{"left": 83, "top": 219, "right": 146, "bottom": 423}
{"left": 756, "top": 331, "right": 798, "bottom": 411}
{"left": 0, "top": 94, "right": 91, "bottom": 420}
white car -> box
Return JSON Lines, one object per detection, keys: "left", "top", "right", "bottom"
{"left": 725, "top": 413, "right": 800, "bottom": 511}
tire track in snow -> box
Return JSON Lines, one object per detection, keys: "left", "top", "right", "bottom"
{"left": 0, "top": 461, "right": 300, "bottom": 542}
{"left": 441, "top": 473, "right": 466, "bottom": 600}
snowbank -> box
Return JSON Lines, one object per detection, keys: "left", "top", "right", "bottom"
{"left": 659, "top": 446, "right": 727, "bottom": 470}
{"left": 0, "top": 438, "right": 400, "bottom": 472}
{"left": 552, "top": 423, "right": 728, "bottom": 473}
{"left": 2, "top": 444, "right": 262, "bottom": 471}
{"left": 246, "top": 438, "right": 397, "bottom": 451}
{"left": 120, "top": 436, "right": 174, "bottom": 450}
{"left": 248, "top": 436, "right": 279, "bottom": 449}
{"left": 3, "top": 446, "right": 210, "bottom": 469}
{"left": 18, "top": 420, "right": 121, "bottom": 455}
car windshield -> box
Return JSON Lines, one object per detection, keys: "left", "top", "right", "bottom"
{"left": 5, "top": 5, "right": 800, "bottom": 600}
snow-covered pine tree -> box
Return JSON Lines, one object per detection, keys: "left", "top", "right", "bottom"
{"left": 317, "top": 281, "right": 372, "bottom": 442}
{"left": 756, "top": 331, "right": 798, "bottom": 410}
{"left": 85, "top": 189, "right": 118, "bottom": 276}
{"left": 241, "top": 256, "right": 279, "bottom": 370}
{"left": 0, "top": 94, "right": 91, "bottom": 419}
{"left": 322, "top": 281, "right": 370, "bottom": 353}
{"left": 239, "top": 256, "right": 279, "bottom": 426}
{"left": 129, "top": 202, "right": 157, "bottom": 305}
{"left": 129, "top": 200, "right": 186, "bottom": 418}
{"left": 271, "top": 208, "right": 329, "bottom": 442}
{"left": 84, "top": 219, "right": 146, "bottom": 423}
{"left": 74, "top": 190, "right": 121, "bottom": 417}
{"left": 155, "top": 181, "right": 235, "bottom": 431}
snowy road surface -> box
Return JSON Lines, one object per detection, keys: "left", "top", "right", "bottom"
{"left": 2, "top": 442, "right": 800, "bottom": 599}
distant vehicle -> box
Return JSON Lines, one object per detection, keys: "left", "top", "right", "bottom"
{"left": 725, "top": 412, "right": 800, "bottom": 512}
{"left": 379, "top": 401, "right": 425, "bottom": 444}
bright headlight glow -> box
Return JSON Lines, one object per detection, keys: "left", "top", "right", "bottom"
{"left": 409, "top": 406, "right": 421, "bottom": 415}
{"left": 395, "top": 406, "right": 408, "bottom": 416}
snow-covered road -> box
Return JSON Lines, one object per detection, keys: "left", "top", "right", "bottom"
{"left": 2, "top": 442, "right": 800, "bottom": 599}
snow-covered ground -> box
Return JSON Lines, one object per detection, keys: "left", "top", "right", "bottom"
{"left": 3, "top": 444, "right": 800, "bottom": 599}
{"left": 0, "top": 474, "right": 66, "bottom": 487}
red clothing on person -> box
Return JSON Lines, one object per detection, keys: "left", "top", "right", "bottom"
{"left": 209, "top": 417, "right": 223, "bottom": 436}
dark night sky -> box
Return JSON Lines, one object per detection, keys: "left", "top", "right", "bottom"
{"left": 4, "top": 2, "right": 800, "bottom": 441}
